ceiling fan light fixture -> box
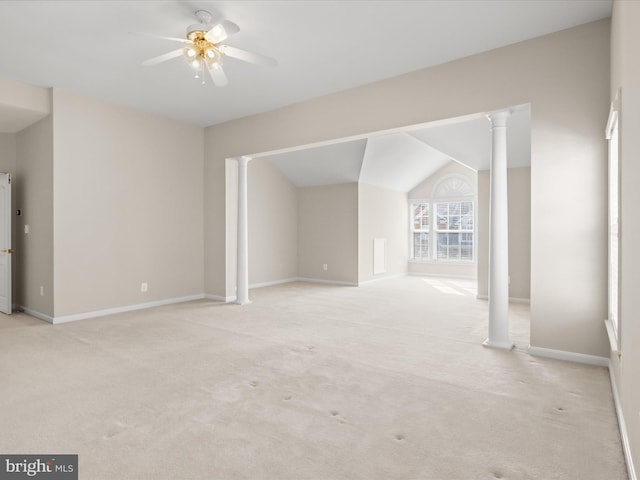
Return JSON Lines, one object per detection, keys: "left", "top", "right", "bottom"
{"left": 208, "top": 25, "right": 225, "bottom": 43}
{"left": 182, "top": 31, "right": 220, "bottom": 68}
{"left": 204, "top": 46, "right": 220, "bottom": 63}
{"left": 141, "top": 10, "right": 275, "bottom": 87}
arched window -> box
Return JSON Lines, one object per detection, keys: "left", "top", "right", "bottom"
{"left": 410, "top": 174, "right": 475, "bottom": 262}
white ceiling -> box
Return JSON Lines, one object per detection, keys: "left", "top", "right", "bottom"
{"left": 359, "top": 133, "right": 453, "bottom": 192}
{"left": 0, "top": 1, "right": 608, "bottom": 191}
{"left": 267, "top": 140, "right": 367, "bottom": 187}
{"left": 0, "top": 0, "right": 611, "bottom": 128}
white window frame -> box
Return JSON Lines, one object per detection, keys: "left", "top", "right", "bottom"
{"left": 409, "top": 174, "right": 476, "bottom": 264}
{"left": 605, "top": 90, "right": 621, "bottom": 353}
{"left": 434, "top": 198, "right": 475, "bottom": 262}
{"left": 410, "top": 200, "right": 430, "bottom": 260}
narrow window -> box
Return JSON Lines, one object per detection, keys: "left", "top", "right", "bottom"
{"left": 411, "top": 202, "right": 430, "bottom": 259}
{"left": 435, "top": 200, "right": 474, "bottom": 261}
{"left": 606, "top": 97, "right": 620, "bottom": 346}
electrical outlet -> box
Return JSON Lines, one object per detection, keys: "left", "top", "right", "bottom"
{"left": 323, "top": 264, "right": 328, "bottom": 271}
{"left": 141, "top": 282, "right": 148, "bottom": 292}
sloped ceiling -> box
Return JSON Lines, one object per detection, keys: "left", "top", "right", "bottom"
{"left": 359, "top": 133, "right": 452, "bottom": 192}
{"left": 266, "top": 105, "right": 531, "bottom": 192}
{"left": 267, "top": 140, "right": 367, "bottom": 187}
{"left": 409, "top": 107, "right": 531, "bottom": 171}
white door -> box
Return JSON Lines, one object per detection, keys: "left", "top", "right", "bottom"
{"left": 0, "top": 173, "right": 12, "bottom": 314}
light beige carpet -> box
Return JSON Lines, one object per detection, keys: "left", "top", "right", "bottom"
{"left": 0, "top": 277, "right": 627, "bottom": 479}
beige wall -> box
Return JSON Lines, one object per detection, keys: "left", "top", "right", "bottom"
{"left": 0, "top": 77, "right": 50, "bottom": 132}
{"left": 205, "top": 19, "right": 610, "bottom": 357}
{"left": 51, "top": 89, "right": 205, "bottom": 317}
{"left": 477, "top": 167, "right": 531, "bottom": 300}
{"left": 15, "top": 116, "right": 54, "bottom": 316}
{"left": 0, "top": 133, "right": 16, "bottom": 172}
{"left": 408, "top": 161, "right": 477, "bottom": 278}
{"left": 358, "top": 183, "right": 408, "bottom": 283}
{"left": 248, "top": 159, "right": 298, "bottom": 286}
{"left": 610, "top": 0, "right": 640, "bottom": 476}
{"left": 297, "top": 183, "right": 358, "bottom": 284}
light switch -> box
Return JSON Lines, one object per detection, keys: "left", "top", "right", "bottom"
{"left": 24, "top": 225, "right": 29, "bottom": 234}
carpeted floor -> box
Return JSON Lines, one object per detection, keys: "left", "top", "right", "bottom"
{"left": 0, "top": 277, "right": 627, "bottom": 479}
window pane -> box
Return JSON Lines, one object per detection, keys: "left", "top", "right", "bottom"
{"left": 436, "top": 232, "right": 474, "bottom": 261}
{"left": 412, "top": 203, "right": 429, "bottom": 231}
{"left": 412, "top": 199, "right": 474, "bottom": 262}
{"left": 437, "top": 203, "right": 448, "bottom": 229}
{"left": 437, "top": 232, "right": 448, "bottom": 259}
{"left": 413, "top": 232, "right": 429, "bottom": 259}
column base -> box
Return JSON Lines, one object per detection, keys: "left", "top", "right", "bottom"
{"left": 483, "top": 338, "right": 514, "bottom": 350}
{"left": 234, "top": 299, "right": 251, "bottom": 306}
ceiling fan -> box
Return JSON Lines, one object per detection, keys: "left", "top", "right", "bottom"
{"left": 142, "top": 10, "right": 277, "bottom": 86}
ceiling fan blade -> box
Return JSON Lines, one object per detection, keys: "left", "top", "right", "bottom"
{"left": 219, "top": 45, "right": 277, "bottom": 68}
{"left": 134, "top": 31, "right": 191, "bottom": 44}
{"left": 142, "top": 49, "right": 184, "bottom": 66}
{"left": 207, "top": 63, "right": 228, "bottom": 87}
{"left": 151, "top": 35, "right": 191, "bottom": 44}
{"left": 205, "top": 19, "right": 240, "bottom": 43}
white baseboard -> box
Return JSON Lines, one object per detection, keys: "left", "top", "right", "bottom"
{"left": 475, "top": 294, "right": 530, "bottom": 304}
{"left": 204, "top": 294, "right": 236, "bottom": 302}
{"left": 527, "top": 346, "right": 609, "bottom": 367}
{"left": 249, "top": 277, "right": 299, "bottom": 289}
{"left": 609, "top": 362, "right": 638, "bottom": 480}
{"left": 17, "top": 306, "right": 54, "bottom": 324}
{"left": 22, "top": 295, "right": 205, "bottom": 324}
{"left": 296, "top": 277, "right": 358, "bottom": 287}
{"left": 250, "top": 275, "right": 406, "bottom": 288}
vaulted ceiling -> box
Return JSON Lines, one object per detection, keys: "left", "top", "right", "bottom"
{"left": 265, "top": 105, "right": 531, "bottom": 191}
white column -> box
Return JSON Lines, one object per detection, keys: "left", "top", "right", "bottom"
{"left": 236, "top": 156, "right": 251, "bottom": 305}
{"left": 483, "top": 111, "right": 513, "bottom": 350}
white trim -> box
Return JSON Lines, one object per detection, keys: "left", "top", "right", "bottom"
{"left": 248, "top": 274, "right": 410, "bottom": 289}
{"left": 16, "top": 306, "right": 54, "bottom": 324}
{"left": 204, "top": 294, "right": 235, "bottom": 302}
{"left": 609, "top": 362, "right": 638, "bottom": 480}
{"left": 606, "top": 88, "right": 621, "bottom": 139}
{"left": 604, "top": 318, "right": 621, "bottom": 354}
{"left": 431, "top": 173, "right": 475, "bottom": 198}
{"left": 249, "top": 277, "right": 299, "bottom": 289}
{"left": 508, "top": 297, "right": 530, "bottom": 304}
{"left": 50, "top": 295, "right": 206, "bottom": 324}
{"left": 297, "top": 277, "right": 358, "bottom": 287}
{"left": 475, "top": 294, "right": 530, "bottom": 304}
{"left": 483, "top": 338, "right": 514, "bottom": 350}
{"left": 527, "top": 346, "right": 609, "bottom": 367}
